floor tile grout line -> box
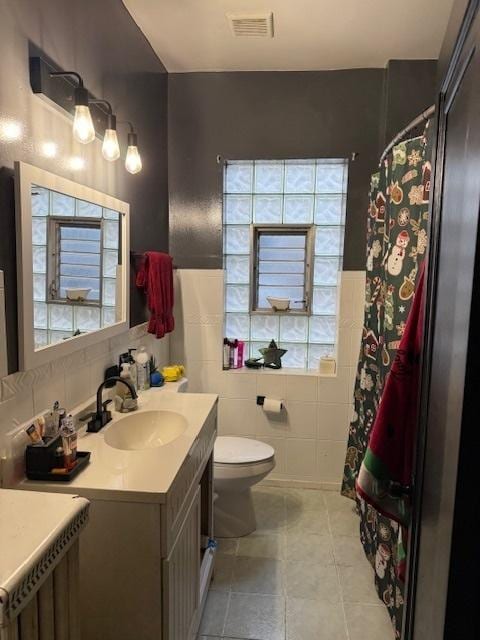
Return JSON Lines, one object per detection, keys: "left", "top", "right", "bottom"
{"left": 324, "top": 491, "right": 351, "bottom": 640}
{"left": 221, "top": 591, "right": 232, "bottom": 638}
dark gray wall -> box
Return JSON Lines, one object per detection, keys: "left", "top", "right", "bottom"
{"left": 382, "top": 59, "right": 437, "bottom": 146}
{"left": 168, "top": 70, "right": 384, "bottom": 271}
{"left": 0, "top": 0, "right": 168, "bottom": 372}
{"left": 168, "top": 63, "right": 437, "bottom": 271}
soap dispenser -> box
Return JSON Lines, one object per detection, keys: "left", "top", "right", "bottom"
{"left": 136, "top": 346, "right": 150, "bottom": 391}
{"left": 117, "top": 363, "right": 134, "bottom": 400}
{"left": 128, "top": 348, "right": 138, "bottom": 390}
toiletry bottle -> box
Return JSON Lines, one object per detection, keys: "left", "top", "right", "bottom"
{"left": 136, "top": 346, "right": 150, "bottom": 391}
{"left": 54, "top": 446, "right": 65, "bottom": 469}
{"left": 229, "top": 339, "right": 237, "bottom": 369}
{"left": 120, "top": 350, "right": 138, "bottom": 391}
{"left": 44, "top": 411, "right": 56, "bottom": 439}
{"left": 58, "top": 407, "right": 67, "bottom": 428}
{"left": 52, "top": 400, "right": 61, "bottom": 432}
{"left": 36, "top": 416, "right": 46, "bottom": 438}
{"left": 236, "top": 341, "right": 245, "bottom": 368}
{"left": 60, "top": 415, "right": 77, "bottom": 470}
{"left": 128, "top": 348, "right": 138, "bottom": 390}
{"left": 223, "top": 338, "right": 230, "bottom": 370}
{"left": 45, "top": 400, "right": 61, "bottom": 439}
{"left": 117, "top": 363, "right": 134, "bottom": 399}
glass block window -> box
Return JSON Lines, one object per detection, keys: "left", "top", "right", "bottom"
{"left": 223, "top": 159, "right": 347, "bottom": 370}
{"left": 31, "top": 184, "right": 120, "bottom": 350}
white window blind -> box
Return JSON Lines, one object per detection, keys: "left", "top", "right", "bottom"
{"left": 55, "top": 221, "right": 102, "bottom": 301}
{"left": 253, "top": 227, "right": 313, "bottom": 312}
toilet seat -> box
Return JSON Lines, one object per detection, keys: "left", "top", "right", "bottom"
{"left": 214, "top": 436, "right": 274, "bottom": 465}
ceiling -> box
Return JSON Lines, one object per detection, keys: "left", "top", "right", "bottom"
{"left": 122, "top": 0, "right": 455, "bottom": 73}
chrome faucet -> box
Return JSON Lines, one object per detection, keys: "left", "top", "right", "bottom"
{"left": 87, "top": 376, "right": 138, "bottom": 433}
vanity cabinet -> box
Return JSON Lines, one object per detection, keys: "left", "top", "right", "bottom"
{"left": 75, "top": 403, "right": 217, "bottom": 640}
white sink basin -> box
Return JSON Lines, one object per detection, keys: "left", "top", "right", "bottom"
{"left": 104, "top": 410, "right": 188, "bottom": 451}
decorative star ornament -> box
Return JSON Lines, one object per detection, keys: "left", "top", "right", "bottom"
{"left": 259, "top": 339, "right": 287, "bottom": 369}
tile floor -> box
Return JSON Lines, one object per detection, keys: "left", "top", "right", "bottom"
{"left": 198, "top": 486, "right": 394, "bottom": 640}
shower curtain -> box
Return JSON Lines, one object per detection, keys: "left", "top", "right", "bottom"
{"left": 341, "top": 133, "right": 430, "bottom": 638}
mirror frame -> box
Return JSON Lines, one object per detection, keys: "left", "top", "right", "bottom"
{"left": 14, "top": 161, "right": 130, "bottom": 371}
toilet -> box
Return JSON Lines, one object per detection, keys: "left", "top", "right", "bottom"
{"left": 214, "top": 436, "right": 275, "bottom": 538}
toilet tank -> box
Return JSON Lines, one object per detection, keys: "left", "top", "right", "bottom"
{"left": 177, "top": 378, "right": 188, "bottom": 392}
{"left": 162, "top": 378, "right": 188, "bottom": 393}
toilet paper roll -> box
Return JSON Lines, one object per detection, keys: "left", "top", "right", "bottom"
{"left": 262, "top": 398, "right": 283, "bottom": 413}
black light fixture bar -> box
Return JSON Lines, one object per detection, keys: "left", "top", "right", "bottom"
{"left": 28, "top": 44, "right": 141, "bottom": 173}
{"left": 90, "top": 99, "right": 116, "bottom": 131}
{"left": 29, "top": 53, "right": 109, "bottom": 138}
{"left": 126, "top": 122, "right": 138, "bottom": 147}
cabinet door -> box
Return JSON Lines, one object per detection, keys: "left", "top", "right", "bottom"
{"left": 163, "top": 486, "right": 201, "bottom": 640}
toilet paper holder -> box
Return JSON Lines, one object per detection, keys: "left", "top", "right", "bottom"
{"left": 256, "top": 396, "right": 284, "bottom": 410}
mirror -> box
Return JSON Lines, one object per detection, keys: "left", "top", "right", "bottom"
{"left": 15, "top": 162, "right": 129, "bottom": 370}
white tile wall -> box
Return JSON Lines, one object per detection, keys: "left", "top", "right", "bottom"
{"left": 0, "top": 323, "right": 170, "bottom": 460}
{"left": 171, "top": 269, "right": 365, "bottom": 490}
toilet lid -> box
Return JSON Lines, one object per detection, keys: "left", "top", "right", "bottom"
{"left": 214, "top": 436, "right": 275, "bottom": 464}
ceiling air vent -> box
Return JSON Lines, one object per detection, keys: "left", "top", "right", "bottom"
{"left": 227, "top": 12, "right": 274, "bottom": 38}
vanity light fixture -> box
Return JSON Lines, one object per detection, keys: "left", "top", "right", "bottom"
{"left": 124, "top": 122, "right": 142, "bottom": 174}
{"left": 91, "top": 99, "right": 120, "bottom": 161}
{"left": 49, "top": 71, "right": 95, "bottom": 144}
{"left": 32, "top": 58, "right": 142, "bottom": 175}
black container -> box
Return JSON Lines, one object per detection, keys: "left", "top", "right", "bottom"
{"left": 25, "top": 434, "right": 62, "bottom": 474}
{"left": 26, "top": 451, "right": 91, "bottom": 482}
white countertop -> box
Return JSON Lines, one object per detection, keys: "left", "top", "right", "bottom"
{"left": 19, "top": 390, "right": 218, "bottom": 504}
{"left": 0, "top": 489, "right": 89, "bottom": 617}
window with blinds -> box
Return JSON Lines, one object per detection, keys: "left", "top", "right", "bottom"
{"left": 56, "top": 222, "right": 102, "bottom": 304}
{"left": 48, "top": 218, "right": 103, "bottom": 304}
{"left": 252, "top": 226, "right": 314, "bottom": 313}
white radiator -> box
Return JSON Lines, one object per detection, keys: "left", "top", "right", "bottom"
{"left": 1, "top": 542, "right": 80, "bottom": 640}
{"left": 0, "top": 495, "right": 89, "bottom": 640}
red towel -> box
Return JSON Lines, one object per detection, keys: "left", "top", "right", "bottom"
{"left": 356, "top": 262, "right": 426, "bottom": 582}
{"left": 135, "top": 251, "right": 174, "bottom": 339}
{"left": 356, "top": 261, "right": 426, "bottom": 527}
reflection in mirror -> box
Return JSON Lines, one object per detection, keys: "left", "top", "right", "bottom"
{"left": 31, "top": 185, "right": 122, "bottom": 350}
{"left": 15, "top": 161, "right": 129, "bottom": 371}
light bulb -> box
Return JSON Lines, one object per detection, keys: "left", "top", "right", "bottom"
{"left": 72, "top": 105, "right": 95, "bottom": 144}
{"left": 102, "top": 128, "right": 120, "bottom": 161}
{"left": 125, "top": 145, "right": 142, "bottom": 174}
